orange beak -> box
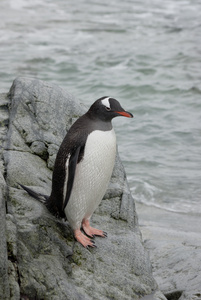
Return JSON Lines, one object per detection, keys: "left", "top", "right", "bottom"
{"left": 115, "top": 111, "right": 133, "bottom": 118}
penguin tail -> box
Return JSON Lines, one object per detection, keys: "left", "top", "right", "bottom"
{"left": 18, "top": 183, "right": 66, "bottom": 219}
{"left": 18, "top": 183, "right": 49, "bottom": 204}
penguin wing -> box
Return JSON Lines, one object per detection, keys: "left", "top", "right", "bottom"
{"left": 63, "top": 145, "right": 81, "bottom": 210}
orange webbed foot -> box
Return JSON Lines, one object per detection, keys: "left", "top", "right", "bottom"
{"left": 74, "top": 229, "right": 96, "bottom": 248}
{"left": 82, "top": 219, "right": 107, "bottom": 238}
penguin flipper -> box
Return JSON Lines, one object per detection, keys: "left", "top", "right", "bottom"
{"left": 63, "top": 145, "right": 81, "bottom": 210}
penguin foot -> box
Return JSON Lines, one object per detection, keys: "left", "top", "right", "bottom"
{"left": 82, "top": 219, "right": 107, "bottom": 238}
{"left": 74, "top": 229, "right": 96, "bottom": 248}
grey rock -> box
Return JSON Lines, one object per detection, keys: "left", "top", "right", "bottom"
{"left": 0, "top": 93, "right": 10, "bottom": 300}
{"left": 0, "top": 175, "right": 10, "bottom": 300}
{"left": 1, "top": 77, "right": 163, "bottom": 299}
{"left": 136, "top": 202, "right": 201, "bottom": 300}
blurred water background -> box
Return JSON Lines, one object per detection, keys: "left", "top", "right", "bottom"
{"left": 0, "top": 0, "right": 201, "bottom": 214}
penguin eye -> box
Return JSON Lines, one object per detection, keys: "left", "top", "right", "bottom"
{"left": 105, "top": 106, "right": 111, "bottom": 111}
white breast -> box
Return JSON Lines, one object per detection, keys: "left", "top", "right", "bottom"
{"left": 65, "top": 129, "right": 116, "bottom": 230}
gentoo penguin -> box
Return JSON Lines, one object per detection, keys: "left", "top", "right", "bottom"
{"left": 20, "top": 96, "right": 133, "bottom": 248}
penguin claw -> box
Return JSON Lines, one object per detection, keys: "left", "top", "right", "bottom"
{"left": 103, "top": 231, "right": 107, "bottom": 237}
{"left": 85, "top": 233, "right": 95, "bottom": 239}
{"left": 86, "top": 240, "right": 97, "bottom": 248}
{"left": 86, "top": 243, "right": 97, "bottom": 249}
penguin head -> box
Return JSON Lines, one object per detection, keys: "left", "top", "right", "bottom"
{"left": 87, "top": 96, "right": 133, "bottom": 122}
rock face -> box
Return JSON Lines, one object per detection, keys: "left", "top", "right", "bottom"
{"left": 0, "top": 78, "right": 165, "bottom": 300}
{"left": 136, "top": 203, "right": 201, "bottom": 300}
{"left": 0, "top": 93, "right": 10, "bottom": 300}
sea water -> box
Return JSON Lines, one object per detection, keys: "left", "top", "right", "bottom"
{"left": 0, "top": 0, "right": 200, "bottom": 213}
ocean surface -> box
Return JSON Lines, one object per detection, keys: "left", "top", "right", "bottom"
{"left": 0, "top": 0, "right": 201, "bottom": 214}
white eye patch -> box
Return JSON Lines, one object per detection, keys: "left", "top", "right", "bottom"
{"left": 101, "top": 97, "right": 111, "bottom": 109}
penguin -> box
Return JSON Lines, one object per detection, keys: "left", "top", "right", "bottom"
{"left": 19, "top": 96, "right": 133, "bottom": 248}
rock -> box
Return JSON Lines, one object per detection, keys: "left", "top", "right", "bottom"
{"left": 0, "top": 77, "right": 164, "bottom": 299}
{"left": 0, "top": 173, "right": 10, "bottom": 300}
{"left": 136, "top": 203, "right": 201, "bottom": 300}
{"left": 0, "top": 93, "right": 10, "bottom": 300}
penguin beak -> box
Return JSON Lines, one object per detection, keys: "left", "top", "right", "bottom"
{"left": 115, "top": 111, "right": 133, "bottom": 118}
